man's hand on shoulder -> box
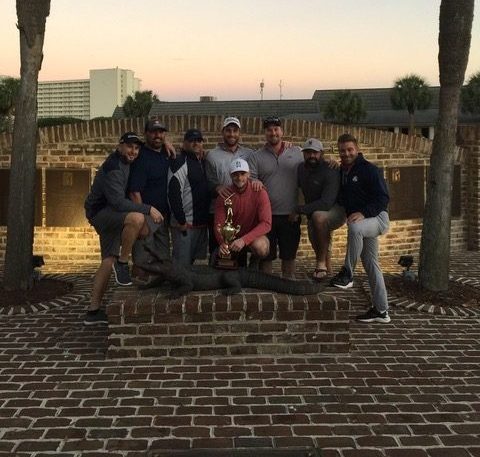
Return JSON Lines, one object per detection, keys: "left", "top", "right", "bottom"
{"left": 325, "top": 157, "right": 340, "bottom": 170}
{"left": 250, "top": 179, "right": 264, "bottom": 192}
{"left": 216, "top": 185, "right": 232, "bottom": 199}
{"left": 164, "top": 141, "right": 176, "bottom": 159}
{"left": 347, "top": 212, "right": 364, "bottom": 223}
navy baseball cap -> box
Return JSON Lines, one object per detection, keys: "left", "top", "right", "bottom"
{"left": 145, "top": 119, "right": 168, "bottom": 132}
{"left": 184, "top": 129, "right": 204, "bottom": 142}
{"left": 119, "top": 132, "right": 143, "bottom": 145}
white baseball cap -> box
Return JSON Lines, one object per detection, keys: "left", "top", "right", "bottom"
{"left": 229, "top": 158, "right": 249, "bottom": 174}
{"left": 301, "top": 138, "right": 324, "bottom": 152}
{"left": 223, "top": 116, "right": 241, "bottom": 129}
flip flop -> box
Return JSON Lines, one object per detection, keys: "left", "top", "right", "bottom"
{"left": 312, "top": 268, "right": 328, "bottom": 281}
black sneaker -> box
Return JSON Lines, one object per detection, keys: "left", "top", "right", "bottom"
{"left": 356, "top": 307, "right": 391, "bottom": 323}
{"left": 113, "top": 260, "right": 133, "bottom": 286}
{"left": 329, "top": 267, "right": 353, "bottom": 289}
{"left": 83, "top": 309, "right": 109, "bottom": 326}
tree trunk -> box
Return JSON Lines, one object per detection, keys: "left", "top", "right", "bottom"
{"left": 408, "top": 112, "right": 415, "bottom": 137}
{"left": 3, "top": 0, "right": 50, "bottom": 290}
{"left": 419, "top": 0, "right": 474, "bottom": 291}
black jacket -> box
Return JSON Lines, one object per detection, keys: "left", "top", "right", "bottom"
{"left": 338, "top": 153, "right": 389, "bottom": 218}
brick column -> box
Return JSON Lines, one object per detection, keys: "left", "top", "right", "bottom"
{"left": 458, "top": 126, "right": 480, "bottom": 250}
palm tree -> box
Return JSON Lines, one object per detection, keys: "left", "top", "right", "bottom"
{"left": 461, "top": 71, "right": 480, "bottom": 114}
{"left": 0, "top": 77, "right": 21, "bottom": 133}
{"left": 390, "top": 74, "right": 432, "bottom": 136}
{"left": 122, "top": 90, "right": 159, "bottom": 118}
{"left": 419, "top": 0, "right": 474, "bottom": 291}
{"left": 3, "top": 0, "right": 51, "bottom": 291}
{"left": 323, "top": 90, "right": 366, "bottom": 124}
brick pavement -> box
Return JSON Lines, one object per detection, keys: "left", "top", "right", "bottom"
{"left": 0, "top": 252, "right": 479, "bottom": 456}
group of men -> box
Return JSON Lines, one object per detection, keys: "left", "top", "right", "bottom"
{"left": 84, "top": 116, "right": 391, "bottom": 326}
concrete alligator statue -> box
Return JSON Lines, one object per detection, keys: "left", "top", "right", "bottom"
{"left": 136, "top": 251, "right": 325, "bottom": 298}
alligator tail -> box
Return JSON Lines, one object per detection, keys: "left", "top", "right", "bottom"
{"left": 239, "top": 269, "right": 324, "bottom": 295}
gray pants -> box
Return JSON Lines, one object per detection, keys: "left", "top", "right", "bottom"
{"left": 132, "top": 217, "right": 170, "bottom": 265}
{"left": 344, "top": 211, "right": 390, "bottom": 312}
{"left": 171, "top": 227, "right": 208, "bottom": 267}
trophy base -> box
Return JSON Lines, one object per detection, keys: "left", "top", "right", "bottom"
{"left": 214, "top": 257, "right": 239, "bottom": 270}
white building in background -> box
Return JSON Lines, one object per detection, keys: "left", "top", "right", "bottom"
{"left": 89, "top": 68, "right": 140, "bottom": 118}
{"left": 38, "top": 79, "right": 90, "bottom": 119}
{"left": 37, "top": 68, "right": 141, "bottom": 120}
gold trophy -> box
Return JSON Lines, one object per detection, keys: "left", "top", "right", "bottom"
{"left": 215, "top": 195, "right": 241, "bottom": 269}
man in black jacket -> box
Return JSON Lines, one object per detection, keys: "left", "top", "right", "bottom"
{"left": 330, "top": 133, "right": 391, "bottom": 324}
{"left": 84, "top": 132, "right": 162, "bottom": 325}
{"left": 296, "top": 138, "right": 344, "bottom": 280}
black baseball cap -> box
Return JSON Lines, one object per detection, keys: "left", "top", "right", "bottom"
{"left": 145, "top": 119, "right": 168, "bottom": 132}
{"left": 184, "top": 128, "right": 204, "bottom": 142}
{"left": 119, "top": 132, "right": 143, "bottom": 145}
{"left": 263, "top": 116, "right": 282, "bottom": 129}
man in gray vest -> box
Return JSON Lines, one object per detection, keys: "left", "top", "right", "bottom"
{"left": 205, "top": 116, "right": 257, "bottom": 261}
{"left": 248, "top": 116, "right": 303, "bottom": 278}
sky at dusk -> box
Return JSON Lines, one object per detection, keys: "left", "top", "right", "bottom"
{"left": 1, "top": 0, "right": 480, "bottom": 101}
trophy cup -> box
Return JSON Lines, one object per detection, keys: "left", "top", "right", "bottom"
{"left": 215, "top": 196, "right": 241, "bottom": 270}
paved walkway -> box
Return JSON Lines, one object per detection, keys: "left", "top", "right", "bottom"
{"left": 0, "top": 252, "right": 479, "bottom": 456}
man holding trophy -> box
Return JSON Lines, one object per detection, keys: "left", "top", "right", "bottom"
{"left": 214, "top": 159, "right": 271, "bottom": 268}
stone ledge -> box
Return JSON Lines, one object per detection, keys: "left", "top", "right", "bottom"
{"left": 107, "top": 288, "right": 350, "bottom": 359}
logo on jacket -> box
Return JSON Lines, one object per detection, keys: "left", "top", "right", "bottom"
{"left": 352, "top": 176, "right": 358, "bottom": 182}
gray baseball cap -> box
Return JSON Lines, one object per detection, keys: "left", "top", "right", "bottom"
{"left": 301, "top": 138, "right": 324, "bottom": 152}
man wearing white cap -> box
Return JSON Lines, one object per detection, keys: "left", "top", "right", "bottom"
{"left": 296, "top": 138, "right": 345, "bottom": 280}
{"left": 214, "top": 158, "right": 271, "bottom": 265}
{"left": 205, "top": 117, "right": 260, "bottom": 260}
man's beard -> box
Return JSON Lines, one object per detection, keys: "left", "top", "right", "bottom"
{"left": 224, "top": 137, "right": 239, "bottom": 147}
{"left": 267, "top": 137, "right": 281, "bottom": 146}
{"left": 305, "top": 158, "right": 319, "bottom": 168}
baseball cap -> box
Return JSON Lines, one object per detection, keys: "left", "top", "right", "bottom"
{"left": 184, "top": 128, "right": 204, "bottom": 142}
{"left": 145, "top": 119, "right": 168, "bottom": 132}
{"left": 119, "top": 132, "right": 143, "bottom": 145}
{"left": 263, "top": 116, "right": 282, "bottom": 129}
{"left": 223, "top": 116, "right": 241, "bottom": 129}
{"left": 301, "top": 138, "right": 324, "bottom": 152}
{"left": 229, "top": 158, "right": 249, "bottom": 174}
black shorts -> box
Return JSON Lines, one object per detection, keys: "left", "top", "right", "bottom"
{"left": 265, "top": 215, "right": 301, "bottom": 261}
{"left": 89, "top": 207, "right": 128, "bottom": 259}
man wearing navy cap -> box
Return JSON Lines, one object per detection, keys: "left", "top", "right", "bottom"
{"left": 128, "top": 118, "right": 176, "bottom": 277}
{"left": 168, "top": 129, "right": 210, "bottom": 266}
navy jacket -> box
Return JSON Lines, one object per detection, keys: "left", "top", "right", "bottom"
{"left": 128, "top": 144, "right": 171, "bottom": 216}
{"left": 338, "top": 153, "right": 389, "bottom": 218}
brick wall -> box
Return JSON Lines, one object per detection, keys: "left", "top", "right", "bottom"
{"left": 107, "top": 287, "right": 350, "bottom": 359}
{"left": 458, "top": 125, "right": 480, "bottom": 250}
{"left": 0, "top": 116, "right": 475, "bottom": 269}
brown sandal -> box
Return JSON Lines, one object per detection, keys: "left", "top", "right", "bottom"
{"left": 312, "top": 268, "right": 328, "bottom": 281}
